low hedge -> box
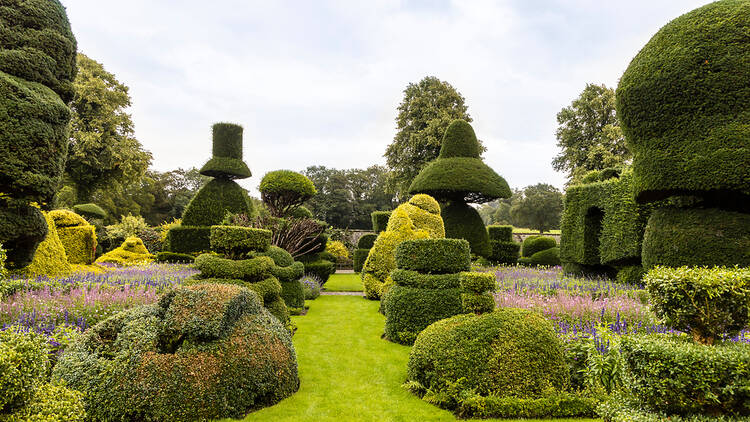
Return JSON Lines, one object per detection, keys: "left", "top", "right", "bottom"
{"left": 455, "top": 391, "right": 601, "bottom": 419}
{"left": 194, "top": 254, "right": 273, "bottom": 281}
{"left": 521, "top": 236, "right": 557, "bottom": 257}
{"left": 184, "top": 276, "right": 282, "bottom": 305}
{"left": 394, "top": 239, "right": 471, "bottom": 274}
{"left": 461, "top": 293, "right": 495, "bottom": 314}
{"left": 620, "top": 334, "right": 750, "bottom": 417}
{"left": 488, "top": 240, "right": 520, "bottom": 265}
{"left": 645, "top": 266, "right": 750, "bottom": 344}
{"left": 526, "top": 247, "right": 561, "bottom": 266}
{"left": 95, "top": 237, "right": 153, "bottom": 266}
{"left": 6, "top": 382, "right": 86, "bottom": 422}
{"left": 371, "top": 211, "right": 391, "bottom": 233}
{"left": 210, "top": 225, "right": 272, "bottom": 257}
{"left": 599, "top": 398, "right": 750, "bottom": 422}
{"left": 357, "top": 234, "right": 377, "bottom": 249}
{"left": 353, "top": 248, "right": 369, "bottom": 273}
{"left": 391, "top": 269, "right": 461, "bottom": 289}
{"left": 382, "top": 285, "right": 463, "bottom": 345}
{"left": 155, "top": 251, "right": 194, "bottom": 263}
{"left": 459, "top": 271, "right": 495, "bottom": 293}
{"left": 258, "top": 245, "right": 294, "bottom": 267}
{"left": 487, "top": 225, "right": 513, "bottom": 242}
{"left": 302, "top": 260, "right": 335, "bottom": 284}
{"left": 269, "top": 261, "right": 305, "bottom": 282}
{"left": 164, "top": 226, "right": 211, "bottom": 254}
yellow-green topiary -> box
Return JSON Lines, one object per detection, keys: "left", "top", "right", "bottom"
{"left": 15, "top": 212, "right": 71, "bottom": 278}
{"left": 361, "top": 194, "right": 445, "bottom": 300}
{"left": 325, "top": 240, "right": 349, "bottom": 261}
{"left": 95, "top": 237, "right": 153, "bottom": 266}
{"left": 49, "top": 210, "right": 97, "bottom": 265}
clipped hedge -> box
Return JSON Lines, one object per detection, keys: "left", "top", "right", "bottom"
{"left": 6, "top": 382, "right": 86, "bottom": 422}
{"left": 357, "top": 233, "right": 377, "bottom": 249}
{"left": 522, "top": 236, "right": 556, "bottom": 257}
{"left": 182, "top": 179, "right": 252, "bottom": 227}
{"left": 407, "top": 309, "right": 570, "bottom": 416}
{"left": 53, "top": 284, "right": 299, "bottom": 421}
{"left": 0, "top": 329, "right": 48, "bottom": 413}
{"left": 302, "top": 260, "right": 335, "bottom": 284}
{"left": 260, "top": 245, "right": 295, "bottom": 267}
{"left": 280, "top": 280, "right": 305, "bottom": 310}
{"left": 440, "top": 201, "right": 491, "bottom": 258}
{"left": 460, "top": 272, "right": 496, "bottom": 314}
{"left": 616, "top": 0, "right": 750, "bottom": 203}
{"left": 371, "top": 211, "right": 391, "bottom": 233}
{"left": 382, "top": 286, "right": 464, "bottom": 345}
{"left": 210, "top": 225, "right": 272, "bottom": 256}
{"left": 353, "top": 248, "right": 369, "bottom": 273}
{"left": 488, "top": 240, "right": 520, "bottom": 265}
{"left": 390, "top": 269, "right": 461, "bottom": 289}
{"left": 619, "top": 334, "right": 750, "bottom": 417}
{"left": 14, "top": 211, "right": 71, "bottom": 278}
{"left": 394, "top": 239, "right": 471, "bottom": 274}
{"left": 524, "top": 247, "right": 561, "bottom": 267}
{"left": 487, "top": 225, "right": 513, "bottom": 242}
{"left": 199, "top": 123, "right": 252, "bottom": 180}
{"left": 164, "top": 226, "right": 211, "bottom": 254}
{"left": 95, "top": 236, "right": 153, "bottom": 266}
{"left": 194, "top": 254, "right": 273, "bottom": 280}
{"left": 455, "top": 392, "right": 600, "bottom": 419}
{"left": 155, "top": 251, "right": 194, "bottom": 263}
{"left": 56, "top": 225, "right": 96, "bottom": 265}
{"left": 642, "top": 208, "right": 750, "bottom": 269}
{"left": 72, "top": 203, "right": 106, "bottom": 219}
{"left": 0, "top": 205, "right": 47, "bottom": 269}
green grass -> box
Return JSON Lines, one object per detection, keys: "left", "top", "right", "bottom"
{"left": 323, "top": 273, "right": 363, "bottom": 292}
{"left": 235, "top": 295, "right": 600, "bottom": 422}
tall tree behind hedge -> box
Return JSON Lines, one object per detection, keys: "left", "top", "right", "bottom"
{"left": 66, "top": 53, "right": 152, "bottom": 203}
{"left": 384, "top": 76, "right": 479, "bottom": 198}
{"left": 552, "top": 84, "right": 630, "bottom": 184}
{"left": 510, "top": 184, "right": 564, "bottom": 233}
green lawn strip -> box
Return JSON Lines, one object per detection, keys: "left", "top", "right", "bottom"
{"left": 324, "top": 273, "right": 363, "bottom": 292}
{"left": 236, "top": 295, "right": 600, "bottom": 422}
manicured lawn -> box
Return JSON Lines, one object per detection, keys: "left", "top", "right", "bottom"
{"left": 236, "top": 295, "right": 600, "bottom": 422}
{"left": 323, "top": 273, "right": 363, "bottom": 292}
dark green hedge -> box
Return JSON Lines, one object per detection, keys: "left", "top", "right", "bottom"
{"left": 455, "top": 392, "right": 601, "bottom": 419}
{"left": 302, "top": 260, "right": 335, "bottom": 284}
{"left": 0, "top": 204, "right": 47, "bottom": 269}
{"left": 620, "top": 334, "right": 750, "bottom": 417}
{"left": 269, "top": 262, "right": 304, "bottom": 283}
{"left": 521, "top": 236, "right": 556, "bottom": 257}
{"left": 155, "top": 251, "right": 194, "bottom": 263}
{"left": 642, "top": 208, "right": 750, "bottom": 269}
{"left": 210, "top": 225, "right": 272, "bottom": 256}
{"left": 391, "top": 269, "right": 461, "bottom": 289}
{"left": 181, "top": 179, "right": 252, "bottom": 226}
{"left": 525, "top": 247, "right": 561, "bottom": 267}
{"left": 407, "top": 310, "right": 569, "bottom": 408}
{"left": 194, "top": 254, "right": 273, "bottom": 281}
{"left": 52, "top": 284, "right": 299, "bottom": 421}
{"left": 487, "top": 225, "right": 513, "bottom": 242}
{"left": 459, "top": 272, "right": 495, "bottom": 293}
{"left": 353, "top": 248, "right": 369, "bottom": 273}
{"left": 395, "top": 238, "right": 471, "bottom": 274}
{"left": 357, "top": 233, "right": 377, "bottom": 249}
{"left": 438, "top": 119, "right": 481, "bottom": 158}
{"left": 164, "top": 226, "right": 211, "bottom": 254}
{"left": 280, "top": 280, "right": 305, "bottom": 309}
{"left": 461, "top": 293, "right": 495, "bottom": 314}
{"left": 72, "top": 203, "right": 106, "bottom": 219}
{"left": 199, "top": 123, "right": 251, "bottom": 179}
{"left": 616, "top": 0, "right": 750, "bottom": 203}
{"left": 440, "top": 202, "right": 491, "bottom": 258}
{"left": 382, "top": 285, "right": 463, "bottom": 345}
{"left": 259, "top": 170, "right": 317, "bottom": 198}
{"left": 257, "top": 245, "right": 294, "bottom": 267}
{"left": 488, "top": 240, "right": 520, "bottom": 265}
{"left": 288, "top": 205, "right": 313, "bottom": 219}
{"left": 371, "top": 211, "right": 391, "bottom": 233}
{"left": 616, "top": 265, "right": 645, "bottom": 285}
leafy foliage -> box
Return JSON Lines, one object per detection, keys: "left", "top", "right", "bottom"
{"left": 95, "top": 236, "right": 153, "bottom": 266}
{"left": 259, "top": 170, "right": 317, "bottom": 217}
{"left": 209, "top": 226, "right": 272, "bottom": 258}
{"left": 0, "top": 329, "right": 48, "bottom": 413}
{"left": 72, "top": 203, "right": 106, "bottom": 219}
{"left": 181, "top": 179, "right": 252, "bottom": 227}
{"left": 14, "top": 212, "right": 71, "bottom": 278}
{"left": 522, "top": 236, "right": 557, "bottom": 258}
{"left": 510, "top": 184, "right": 564, "bottom": 233}
{"left": 371, "top": 211, "right": 391, "bottom": 233}
{"left": 394, "top": 239, "right": 470, "bottom": 274}
{"left": 440, "top": 201, "right": 491, "bottom": 257}
{"left": 198, "top": 123, "right": 251, "bottom": 180}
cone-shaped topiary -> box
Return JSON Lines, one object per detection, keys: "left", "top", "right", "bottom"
{"left": 409, "top": 120, "right": 511, "bottom": 258}
{"left": 199, "top": 123, "right": 251, "bottom": 180}
{"left": 0, "top": 0, "right": 77, "bottom": 269}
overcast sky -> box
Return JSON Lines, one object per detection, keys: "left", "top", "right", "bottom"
{"left": 63, "top": 0, "right": 711, "bottom": 196}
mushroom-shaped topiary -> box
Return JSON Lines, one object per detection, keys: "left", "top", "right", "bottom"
{"left": 52, "top": 284, "right": 300, "bottom": 421}
{"left": 409, "top": 120, "right": 511, "bottom": 257}
{"left": 0, "top": 0, "right": 77, "bottom": 269}
{"left": 259, "top": 170, "right": 317, "bottom": 217}
{"left": 72, "top": 203, "right": 107, "bottom": 220}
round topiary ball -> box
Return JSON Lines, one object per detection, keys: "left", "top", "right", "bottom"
{"left": 259, "top": 170, "right": 317, "bottom": 217}
{"left": 407, "top": 309, "right": 569, "bottom": 405}
{"left": 521, "top": 236, "right": 557, "bottom": 258}
{"left": 616, "top": 0, "right": 750, "bottom": 203}
{"left": 52, "top": 284, "right": 299, "bottom": 421}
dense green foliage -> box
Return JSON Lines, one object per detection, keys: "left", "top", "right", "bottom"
{"left": 0, "top": 329, "right": 48, "bottom": 413}
{"left": 5, "top": 382, "right": 86, "bottom": 422}
{"left": 256, "top": 246, "right": 305, "bottom": 310}
{"left": 154, "top": 251, "right": 194, "bottom": 263}
{"left": 49, "top": 210, "right": 96, "bottom": 265}
{"left": 259, "top": 170, "right": 317, "bottom": 217}
{"left": 53, "top": 284, "right": 299, "bottom": 421}
{"left": 384, "top": 76, "right": 475, "bottom": 196}
{"left": 460, "top": 272, "right": 496, "bottom": 314}
{"left": 96, "top": 236, "right": 153, "bottom": 266}
{"left": 616, "top": 0, "right": 750, "bottom": 203}
{"left": 199, "top": 123, "right": 251, "bottom": 179}
{"left": 521, "top": 247, "right": 561, "bottom": 267}
{"left": 390, "top": 270, "right": 461, "bottom": 289}
{"left": 394, "top": 239, "right": 470, "bottom": 274}
{"left": 301, "top": 259, "right": 336, "bottom": 284}
{"left": 163, "top": 226, "right": 211, "bottom": 254}
{"left": 371, "top": 211, "right": 391, "bottom": 233}
{"left": 487, "top": 225, "right": 513, "bottom": 242}
{"left": 440, "top": 201, "right": 491, "bottom": 257}
{"left": 522, "top": 236, "right": 557, "bottom": 258}
{"left": 15, "top": 211, "right": 71, "bottom": 278}
{"left": 353, "top": 249, "right": 368, "bottom": 273}
{"left": 407, "top": 309, "right": 571, "bottom": 417}
{"left": 510, "top": 184, "right": 564, "bottom": 233}
{"left": 357, "top": 234, "right": 377, "bottom": 249}
{"left": 552, "top": 83, "right": 628, "bottom": 183}
{"left": 210, "top": 225, "right": 272, "bottom": 257}
{"left": 181, "top": 179, "right": 252, "bottom": 226}
{"left": 618, "top": 334, "right": 750, "bottom": 417}
{"left": 487, "top": 225, "right": 519, "bottom": 265}
{"left": 642, "top": 208, "right": 750, "bottom": 269}
{"left": 645, "top": 266, "right": 750, "bottom": 344}
{"left": 72, "top": 203, "right": 106, "bottom": 219}
{"left": 382, "top": 285, "right": 464, "bottom": 345}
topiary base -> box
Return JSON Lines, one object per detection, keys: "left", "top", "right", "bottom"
{"left": 440, "top": 201, "right": 491, "bottom": 258}
{"left": 382, "top": 285, "right": 463, "bottom": 345}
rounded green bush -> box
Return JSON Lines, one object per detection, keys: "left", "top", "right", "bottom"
{"left": 487, "top": 225, "right": 513, "bottom": 242}
{"left": 459, "top": 271, "right": 495, "bottom": 293}
{"left": 382, "top": 285, "right": 464, "bottom": 345}
{"left": 616, "top": 265, "right": 645, "bottom": 285}
{"left": 461, "top": 293, "right": 495, "bottom": 314}
{"left": 440, "top": 201, "right": 491, "bottom": 257}
{"left": 52, "top": 284, "right": 299, "bottom": 421}
{"left": 11, "top": 382, "right": 86, "bottom": 422}
{"left": 259, "top": 170, "right": 317, "bottom": 217}
{"left": 395, "top": 238, "right": 471, "bottom": 274}
{"left": 642, "top": 208, "right": 750, "bottom": 269}
{"left": 0, "top": 329, "right": 49, "bottom": 413}
{"left": 407, "top": 309, "right": 569, "bottom": 403}
{"left": 260, "top": 245, "right": 295, "bottom": 267}
{"left": 616, "top": 0, "right": 750, "bottom": 203}
{"left": 288, "top": 205, "right": 313, "bottom": 219}
{"left": 391, "top": 269, "right": 461, "bottom": 289}
{"left": 199, "top": 123, "right": 251, "bottom": 180}
{"left": 371, "top": 211, "right": 391, "bottom": 233}
{"left": 357, "top": 233, "right": 377, "bottom": 249}
{"left": 522, "top": 236, "right": 557, "bottom": 258}
{"left": 210, "top": 225, "right": 272, "bottom": 256}
{"left": 269, "top": 262, "right": 304, "bottom": 282}
{"left": 182, "top": 179, "right": 252, "bottom": 227}
{"left": 72, "top": 203, "right": 106, "bottom": 219}
{"left": 194, "top": 254, "right": 273, "bottom": 280}
{"left": 527, "top": 247, "right": 561, "bottom": 267}
{"left": 280, "top": 279, "right": 305, "bottom": 310}
{"left": 0, "top": 206, "right": 48, "bottom": 269}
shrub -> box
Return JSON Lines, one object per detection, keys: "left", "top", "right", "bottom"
{"left": 7, "top": 382, "right": 86, "bottom": 422}
{"left": 642, "top": 208, "right": 750, "bottom": 269}
{"left": 645, "top": 266, "right": 750, "bottom": 344}
{"left": 95, "top": 236, "right": 153, "bottom": 266}
{"left": 48, "top": 210, "right": 88, "bottom": 228}
{"left": 407, "top": 309, "right": 570, "bottom": 414}
{"left": 357, "top": 233, "right": 377, "bottom": 249}
{"left": 371, "top": 211, "right": 391, "bottom": 233}
{"left": 394, "top": 239, "right": 470, "bottom": 274}
{"left": 616, "top": 0, "right": 750, "bottom": 203}
{"left": 618, "top": 334, "right": 750, "bottom": 417}
{"left": 102, "top": 213, "right": 147, "bottom": 241}
{"left": 72, "top": 203, "right": 106, "bottom": 219}
{"left": 0, "top": 329, "right": 49, "bottom": 413}
{"left": 53, "top": 284, "right": 299, "bottom": 421}
{"left": 301, "top": 275, "right": 321, "bottom": 300}
{"left": 194, "top": 254, "right": 273, "bottom": 280}
{"left": 280, "top": 280, "right": 305, "bottom": 310}
{"left": 599, "top": 398, "right": 749, "bottom": 422}
{"left": 527, "top": 247, "right": 561, "bottom": 267}
{"left": 0, "top": 243, "right": 6, "bottom": 279}
{"left": 258, "top": 245, "right": 295, "bottom": 267}
{"left": 302, "top": 260, "right": 336, "bottom": 284}
{"left": 522, "top": 236, "right": 557, "bottom": 257}
{"left": 198, "top": 123, "right": 252, "bottom": 180}
{"left": 488, "top": 240, "right": 520, "bottom": 265}
{"left": 325, "top": 240, "right": 349, "bottom": 261}
{"left": 487, "top": 225, "right": 513, "bottom": 242}
{"left": 48, "top": 210, "right": 97, "bottom": 264}
{"left": 14, "top": 212, "right": 71, "bottom": 278}
{"left": 288, "top": 205, "right": 313, "bottom": 219}
{"left": 155, "top": 251, "right": 194, "bottom": 263}
{"left": 390, "top": 270, "right": 461, "bottom": 289}
{"left": 210, "top": 225, "right": 272, "bottom": 257}
{"left": 164, "top": 226, "right": 211, "bottom": 254}
{"left": 440, "top": 201, "right": 491, "bottom": 257}
{"left": 353, "top": 248, "right": 369, "bottom": 273}
{"left": 460, "top": 272, "right": 496, "bottom": 314}
{"left": 383, "top": 286, "right": 464, "bottom": 345}
{"left": 259, "top": 170, "right": 317, "bottom": 217}
{"left": 182, "top": 179, "right": 252, "bottom": 227}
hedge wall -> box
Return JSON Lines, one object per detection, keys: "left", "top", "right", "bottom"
{"left": 487, "top": 225, "right": 513, "bottom": 242}
{"left": 440, "top": 201, "right": 491, "bottom": 258}
{"left": 371, "top": 211, "right": 391, "bottom": 233}
{"left": 164, "top": 226, "right": 211, "bottom": 254}
{"left": 181, "top": 179, "right": 252, "bottom": 227}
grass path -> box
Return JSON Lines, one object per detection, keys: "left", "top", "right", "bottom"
{"left": 323, "top": 273, "right": 364, "bottom": 292}
{"left": 236, "top": 295, "right": 600, "bottom": 422}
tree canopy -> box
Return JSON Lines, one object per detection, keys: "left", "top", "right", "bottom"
{"left": 384, "top": 76, "right": 480, "bottom": 198}
{"left": 552, "top": 83, "right": 630, "bottom": 184}
{"left": 510, "top": 184, "right": 564, "bottom": 233}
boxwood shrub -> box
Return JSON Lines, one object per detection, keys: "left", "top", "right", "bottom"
{"left": 0, "top": 329, "right": 48, "bottom": 413}
{"left": 394, "top": 239, "right": 471, "bottom": 274}
{"left": 181, "top": 179, "right": 252, "bottom": 227}
{"left": 164, "top": 226, "right": 211, "bottom": 254}
{"left": 371, "top": 211, "right": 391, "bottom": 233}
{"left": 526, "top": 247, "right": 561, "bottom": 267}
{"left": 488, "top": 240, "right": 520, "bottom": 265}
{"left": 353, "top": 248, "right": 369, "bottom": 273}
{"left": 487, "top": 225, "right": 513, "bottom": 242}
{"left": 302, "top": 260, "right": 335, "bottom": 284}
{"left": 382, "top": 285, "right": 463, "bottom": 345}
{"left": 357, "top": 233, "right": 377, "bottom": 249}
{"left": 155, "top": 251, "right": 194, "bottom": 263}
{"left": 209, "top": 225, "right": 272, "bottom": 257}
{"left": 440, "top": 201, "right": 491, "bottom": 258}
{"left": 390, "top": 269, "right": 461, "bottom": 289}
{"left": 521, "top": 236, "right": 556, "bottom": 257}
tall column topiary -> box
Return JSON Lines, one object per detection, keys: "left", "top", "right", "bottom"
{"left": 165, "top": 123, "right": 253, "bottom": 253}
{"left": 409, "top": 120, "right": 511, "bottom": 258}
{"left": 0, "top": 0, "right": 77, "bottom": 268}
{"left": 616, "top": 0, "right": 750, "bottom": 269}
